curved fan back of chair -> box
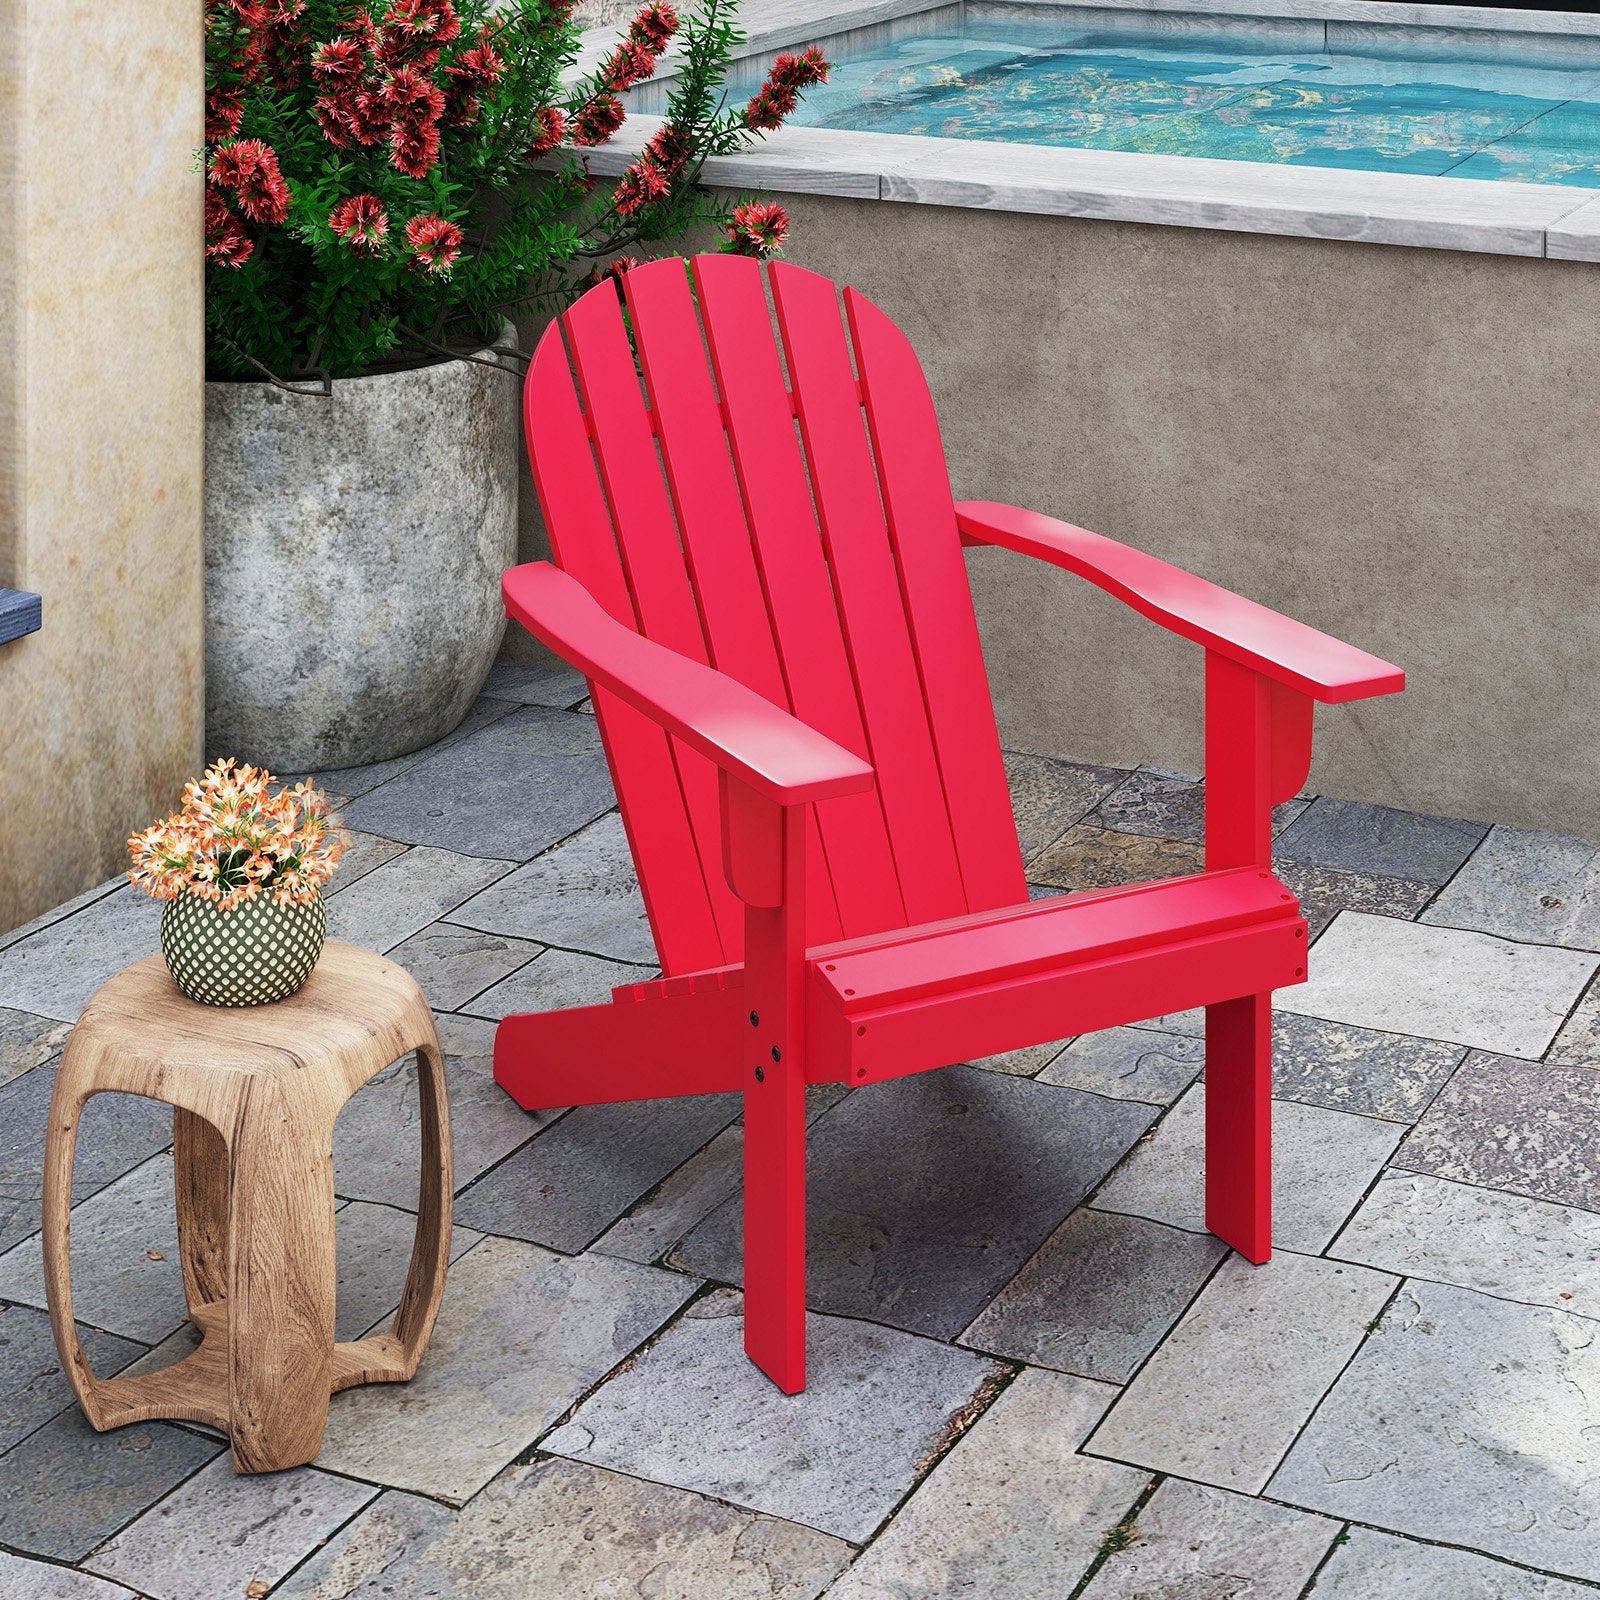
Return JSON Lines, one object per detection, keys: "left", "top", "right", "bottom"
{"left": 523, "top": 254, "right": 1026, "bottom": 974}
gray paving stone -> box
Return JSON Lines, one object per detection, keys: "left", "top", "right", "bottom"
{"left": 1130, "top": 1006, "right": 1205, "bottom": 1037}
{"left": 0, "top": 1008, "right": 71, "bottom": 1089}
{"left": 0, "top": 1409, "right": 221, "bottom": 1560}
{"left": 0, "top": 1303, "right": 143, "bottom": 1454}
{"left": 342, "top": 708, "right": 615, "bottom": 860}
{"left": 0, "top": 1154, "right": 185, "bottom": 1343}
{"left": 1333, "top": 1171, "right": 1600, "bottom": 1321}
{"left": 961, "top": 1207, "right": 1225, "bottom": 1381}
{"left": 1273, "top": 796, "right": 1489, "bottom": 886}
{"left": 0, "top": 1553, "right": 135, "bottom": 1599}
{"left": 1003, "top": 750, "right": 1128, "bottom": 863}
{"left": 1309, "top": 1525, "right": 1600, "bottom": 1598}
{"left": 324, "top": 845, "right": 514, "bottom": 955}
{"left": 543, "top": 1287, "right": 1002, "bottom": 1542}
{"left": 1085, "top": 768, "right": 1308, "bottom": 846}
{"left": 316, "top": 1236, "right": 695, "bottom": 1503}
{"left": 0, "top": 1062, "right": 173, "bottom": 1254}
{"left": 1079, "top": 1477, "right": 1338, "bottom": 1600}
{"left": 1549, "top": 979, "right": 1600, "bottom": 1069}
{"left": 968, "top": 1038, "right": 1072, "bottom": 1076}
{"left": 384, "top": 921, "right": 542, "bottom": 1011}
{"left": 85, "top": 1455, "right": 376, "bottom": 1600}
{"left": 295, "top": 693, "right": 519, "bottom": 801}
{"left": 334, "top": 1012, "right": 551, "bottom": 1209}
{"left": 333, "top": 1201, "right": 483, "bottom": 1341}
{"left": 594, "top": 1125, "right": 745, "bottom": 1265}
{"left": 0, "top": 875, "right": 124, "bottom": 955}
{"left": 1276, "top": 858, "right": 1436, "bottom": 939}
{"left": 447, "top": 812, "right": 655, "bottom": 963}
{"left": 1394, "top": 1052, "right": 1600, "bottom": 1212}
{"left": 1088, "top": 1251, "right": 1396, "bottom": 1494}
{"left": 1277, "top": 911, "right": 1599, "bottom": 1060}
{"left": 482, "top": 654, "right": 588, "bottom": 708}
{"left": 1027, "top": 825, "right": 1205, "bottom": 892}
{"left": 1271, "top": 1010, "right": 1465, "bottom": 1122}
{"left": 455, "top": 1091, "right": 740, "bottom": 1252}
{"left": 464, "top": 945, "right": 655, "bottom": 1022}
{"left": 275, "top": 1458, "right": 851, "bottom": 1600}
{"left": 1039, "top": 1024, "right": 1204, "bottom": 1105}
{"left": 1093, "top": 1084, "right": 1400, "bottom": 1253}
{"left": 1269, "top": 1280, "right": 1600, "bottom": 1581}
{"left": 673, "top": 1068, "right": 1155, "bottom": 1338}
{"left": 325, "top": 829, "right": 409, "bottom": 893}
{"left": 1425, "top": 824, "right": 1600, "bottom": 951}
{"left": 825, "top": 1368, "right": 1149, "bottom": 1600}
{"left": 0, "top": 886, "right": 162, "bottom": 1022}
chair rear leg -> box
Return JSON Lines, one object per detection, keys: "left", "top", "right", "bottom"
{"left": 1205, "top": 991, "right": 1271, "bottom": 1263}
{"left": 743, "top": 1060, "right": 807, "bottom": 1394}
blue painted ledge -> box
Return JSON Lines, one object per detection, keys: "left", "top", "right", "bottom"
{"left": 0, "top": 589, "right": 42, "bottom": 645}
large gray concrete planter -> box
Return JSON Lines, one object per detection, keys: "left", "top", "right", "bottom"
{"left": 204, "top": 326, "right": 519, "bottom": 773}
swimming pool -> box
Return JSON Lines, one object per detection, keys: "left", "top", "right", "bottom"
{"left": 785, "top": 7, "right": 1600, "bottom": 184}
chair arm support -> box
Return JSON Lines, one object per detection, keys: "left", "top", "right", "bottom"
{"left": 503, "top": 562, "right": 875, "bottom": 806}
{"left": 955, "top": 501, "right": 1404, "bottom": 705}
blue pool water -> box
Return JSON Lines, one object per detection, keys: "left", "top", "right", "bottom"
{"left": 788, "top": 15, "right": 1600, "bottom": 184}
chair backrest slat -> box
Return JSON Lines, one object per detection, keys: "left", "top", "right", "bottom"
{"left": 691, "top": 254, "right": 907, "bottom": 941}
{"left": 625, "top": 258, "right": 845, "bottom": 945}
{"left": 846, "top": 288, "right": 1027, "bottom": 912}
{"left": 522, "top": 333, "right": 729, "bottom": 972}
{"left": 768, "top": 262, "right": 969, "bottom": 926}
{"left": 563, "top": 286, "right": 746, "bottom": 961}
{"left": 524, "top": 255, "right": 1026, "bottom": 973}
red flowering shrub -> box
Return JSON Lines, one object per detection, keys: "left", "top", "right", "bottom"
{"left": 204, "top": 0, "right": 830, "bottom": 382}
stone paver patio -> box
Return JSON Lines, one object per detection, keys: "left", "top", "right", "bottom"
{"left": 3, "top": 663, "right": 1600, "bottom": 1595}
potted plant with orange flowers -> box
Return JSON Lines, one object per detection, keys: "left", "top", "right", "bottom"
{"left": 203, "top": 0, "right": 827, "bottom": 774}
{"left": 128, "top": 761, "right": 347, "bottom": 1007}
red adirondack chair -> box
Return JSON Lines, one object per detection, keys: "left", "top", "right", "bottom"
{"left": 495, "top": 254, "right": 1404, "bottom": 1394}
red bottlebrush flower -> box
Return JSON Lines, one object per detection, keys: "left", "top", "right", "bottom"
{"left": 582, "top": 254, "right": 640, "bottom": 296}
{"left": 642, "top": 120, "right": 694, "bottom": 176}
{"left": 238, "top": 0, "right": 310, "bottom": 87}
{"left": 571, "top": 92, "right": 624, "bottom": 146}
{"left": 311, "top": 35, "right": 365, "bottom": 85}
{"left": 448, "top": 41, "right": 504, "bottom": 88}
{"left": 744, "top": 46, "right": 828, "bottom": 130}
{"left": 389, "top": 117, "right": 442, "bottom": 177}
{"left": 724, "top": 199, "right": 789, "bottom": 256}
{"left": 599, "top": 38, "right": 659, "bottom": 92}
{"left": 378, "top": 63, "right": 446, "bottom": 118}
{"left": 316, "top": 86, "right": 390, "bottom": 147}
{"left": 209, "top": 138, "right": 291, "bottom": 226}
{"left": 528, "top": 105, "right": 567, "bottom": 155}
{"left": 205, "top": 87, "right": 246, "bottom": 144}
{"left": 404, "top": 212, "right": 465, "bottom": 273}
{"left": 205, "top": 189, "right": 254, "bottom": 267}
{"left": 629, "top": 1, "right": 678, "bottom": 52}
{"left": 385, "top": 0, "right": 460, "bottom": 45}
{"left": 613, "top": 156, "right": 670, "bottom": 216}
{"left": 328, "top": 192, "right": 390, "bottom": 254}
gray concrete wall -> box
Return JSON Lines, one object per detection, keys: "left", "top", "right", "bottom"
{"left": 776, "top": 195, "right": 1600, "bottom": 835}
{"left": 0, "top": 0, "right": 205, "bottom": 932}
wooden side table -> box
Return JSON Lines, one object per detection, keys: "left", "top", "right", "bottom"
{"left": 42, "top": 940, "right": 452, "bottom": 1474}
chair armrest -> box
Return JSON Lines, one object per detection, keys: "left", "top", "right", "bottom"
{"left": 502, "top": 562, "right": 875, "bottom": 806}
{"left": 955, "top": 501, "right": 1404, "bottom": 705}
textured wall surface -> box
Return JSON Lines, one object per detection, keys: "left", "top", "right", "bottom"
{"left": 0, "top": 1, "right": 204, "bottom": 932}
{"left": 774, "top": 196, "right": 1600, "bottom": 835}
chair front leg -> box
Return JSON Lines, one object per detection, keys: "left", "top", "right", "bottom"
{"left": 1202, "top": 653, "right": 1313, "bottom": 1264}
{"left": 723, "top": 775, "right": 809, "bottom": 1394}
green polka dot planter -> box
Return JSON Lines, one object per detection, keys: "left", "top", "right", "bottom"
{"left": 160, "top": 892, "right": 327, "bottom": 1007}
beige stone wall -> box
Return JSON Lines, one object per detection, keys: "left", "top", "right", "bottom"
{"left": 0, "top": 1, "right": 205, "bottom": 932}
{"left": 773, "top": 196, "right": 1600, "bottom": 835}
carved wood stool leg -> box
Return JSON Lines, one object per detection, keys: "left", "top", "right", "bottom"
{"left": 173, "top": 1107, "right": 230, "bottom": 1315}
{"left": 225, "top": 1088, "right": 340, "bottom": 1473}
{"left": 333, "top": 1036, "right": 454, "bottom": 1390}
{"left": 41, "top": 1046, "right": 103, "bottom": 1427}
